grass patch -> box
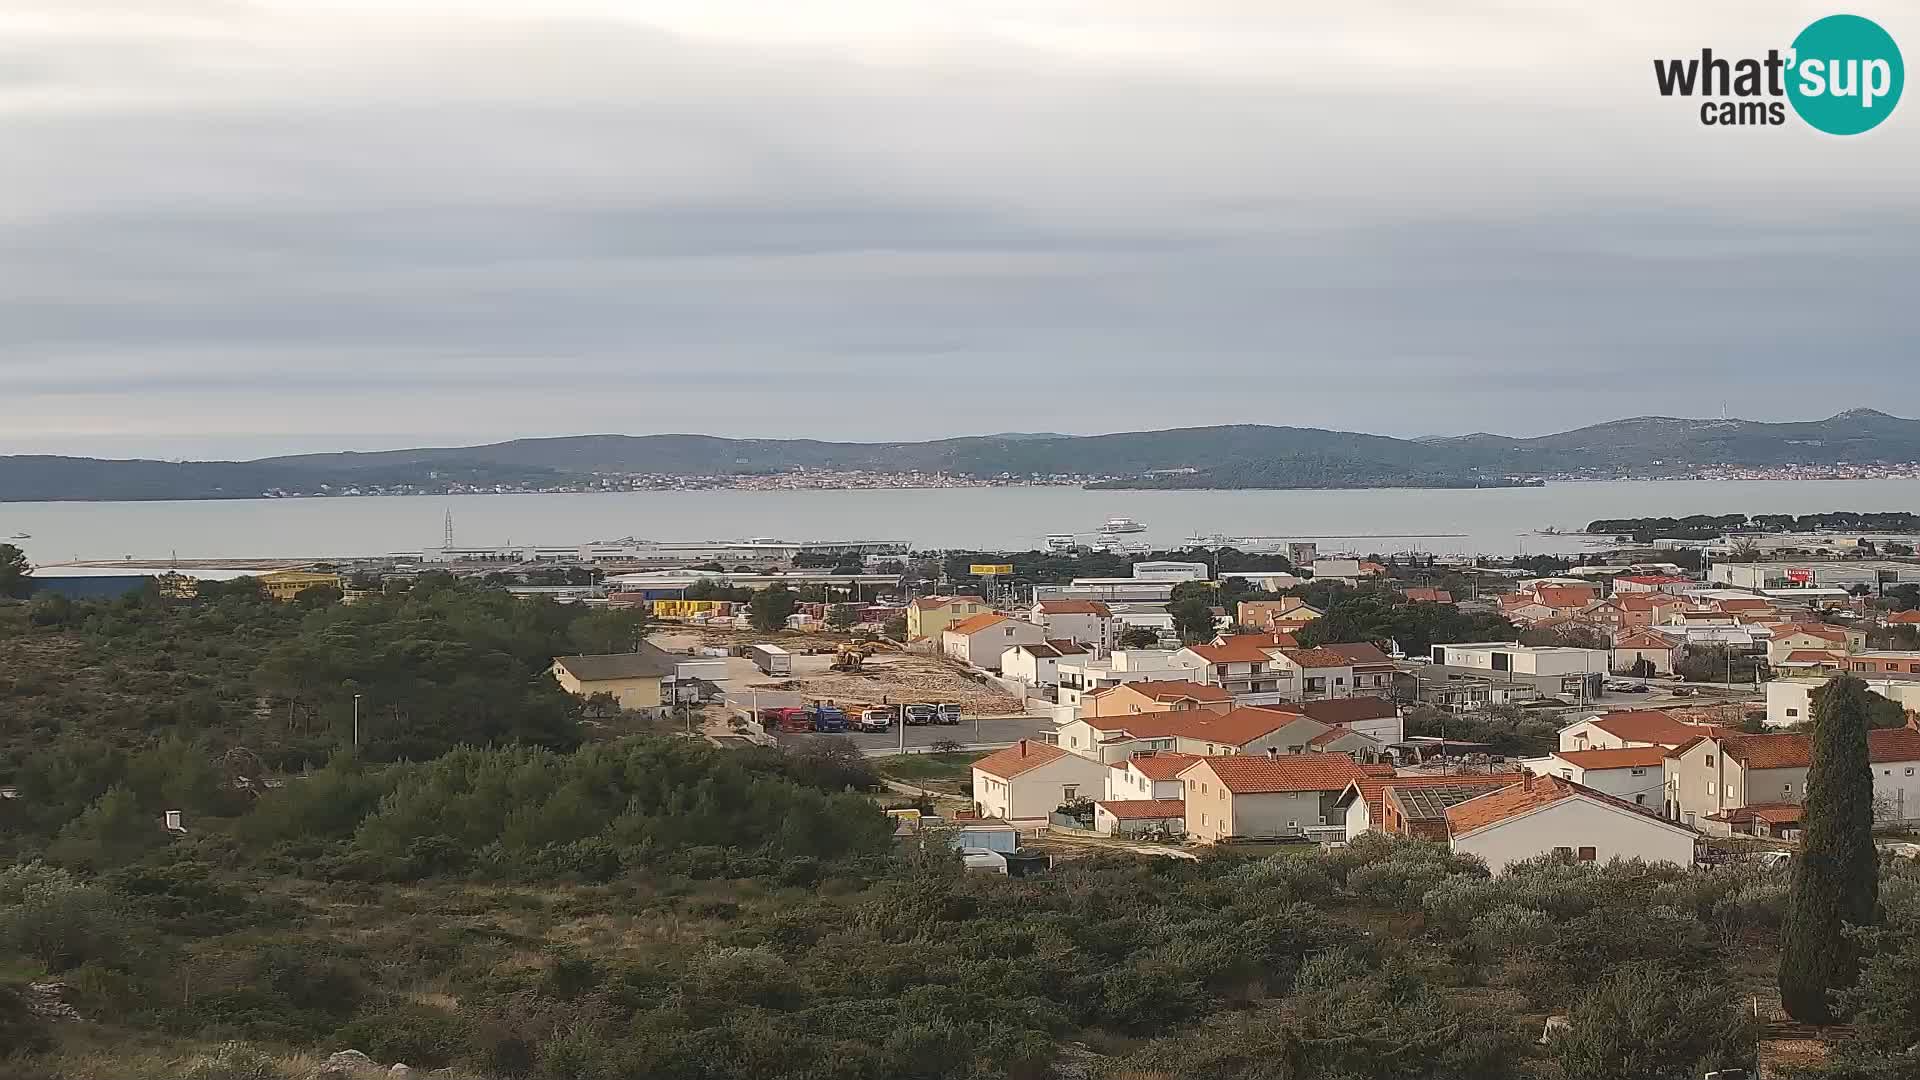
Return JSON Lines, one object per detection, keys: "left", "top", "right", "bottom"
{"left": 873, "top": 753, "right": 975, "bottom": 783}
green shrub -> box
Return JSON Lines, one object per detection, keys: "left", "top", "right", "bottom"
{"left": 177, "top": 1041, "right": 283, "bottom": 1080}
{"left": 1554, "top": 962, "right": 1755, "bottom": 1080}
{"left": 0, "top": 872, "right": 136, "bottom": 973}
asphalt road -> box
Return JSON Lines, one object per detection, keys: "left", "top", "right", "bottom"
{"left": 775, "top": 714, "right": 1055, "bottom": 754}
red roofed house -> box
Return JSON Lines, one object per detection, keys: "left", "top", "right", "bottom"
{"left": 1268, "top": 696, "right": 1405, "bottom": 744}
{"left": 971, "top": 740, "right": 1111, "bottom": 824}
{"left": 941, "top": 612, "right": 1046, "bottom": 670}
{"left": 1334, "top": 772, "right": 1524, "bottom": 841}
{"left": 1702, "top": 802, "right": 1804, "bottom": 839}
{"left": 1885, "top": 610, "right": 1920, "bottom": 627}
{"left": 1269, "top": 647, "right": 1361, "bottom": 702}
{"left": 1664, "top": 725, "right": 1920, "bottom": 827}
{"left": 1444, "top": 773, "right": 1698, "bottom": 874}
{"left": 1029, "top": 599, "right": 1119, "bottom": 651}
{"left": 1402, "top": 587, "right": 1453, "bottom": 604}
{"left": 1612, "top": 628, "right": 1680, "bottom": 676}
{"left": 1766, "top": 623, "right": 1866, "bottom": 665}
{"left": 1776, "top": 649, "right": 1846, "bottom": 673}
{"left": 1082, "top": 679, "right": 1233, "bottom": 720}
{"left": 1104, "top": 750, "right": 1205, "bottom": 802}
{"left": 1313, "top": 642, "right": 1398, "bottom": 695}
{"left": 1179, "top": 754, "right": 1368, "bottom": 842}
{"left": 1558, "top": 709, "right": 1726, "bottom": 753}
{"left": 1173, "top": 633, "right": 1302, "bottom": 704}
{"left": 1092, "top": 798, "right": 1188, "bottom": 837}
{"left": 1523, "top": 746, "right": 1668, "bottom": 810}
{"left": 1613, "top": 574, "right": 1696, "bottom": 595}
{"left": 906, "top": 595, "right": 988, "bottom": 640}
{"left": 1057, "top": 705, "right": 1332, "bottom": 763}
{"left": 1001, "top": 639, "right": 1089, "bottom": 687}
{"left": 1235, "top": 598, "right": 1321, "bottom": 634}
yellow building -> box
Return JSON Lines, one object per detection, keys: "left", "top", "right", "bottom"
{"left": 550, "top": 645, "right": 678, "bottom": 713}
{"left": 258, "top": 570, "right": 343, "bottom": 602}
{"left": 906, "top": 594, "right": 989, "bottom": 639}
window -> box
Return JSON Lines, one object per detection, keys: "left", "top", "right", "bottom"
{"left": 1578, "top": 846, "right": 1597, "bottom": 862}
{"left": 1069, "top": 736, "right": 1079, "bottom": 748}
{"left": 1705, "top": 755, "right": 1714, "bottom": 767}
{"left": 1063, "top": 786, "right": 1077, "bottom": 801}
{"left": 1319, "top": 815, "right": 1328, "bottom": 825}
{"left": 1784, "top": 783, "right": 1793, "bottom": 795}
{"left": 1635, "top": 794, "right": 1646, "bottom": 805}
{"left": 1218, "top": 790, "right": 1225, "bottom": 801}
{"left": 1200, "top": 782, "right": 1209, "bottom": 794}
{"left": 1706, "top": 781, "right": 1715, "bottom": 795}
{"left": 1553, "top": 846, "right": 1573, "bottom": 857}
{"left": 1630, "top": 767, "right": 1646, "bottom": 776}
{"left": 1786, "top": 708, "right": 1799, "bottom": 717}
{"left": 1200, "top": 813, "right": 1207, "bottom": 825}
{"left": 1908, "top": 768, "right": 1916, "bottom": 777}
{"left": 1335, "top": 677, "right": 1346, "bottom": 686}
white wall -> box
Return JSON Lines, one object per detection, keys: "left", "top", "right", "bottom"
{"left": 1874, "top": 758, "right": 1920, "bottom": 823}
{"left": 1452, "top": 796, "right": 1696, "bottom": 874}
{"left": 973, "top": 755, "right": 1110, "bottom": 821}
{"left": 1541, "top": 760, "right": 1664, "bottom": 808}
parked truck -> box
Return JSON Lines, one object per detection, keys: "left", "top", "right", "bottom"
{"left": 746, "top": 643, "right": 792, "bottom": 676}
{"left": 807, "top": 704, "right": 850, "bottom": 733}
{"left": 766, "top": 707, "right": 812, "bottom": 733}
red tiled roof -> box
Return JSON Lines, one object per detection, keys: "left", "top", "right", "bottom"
{"left": 1779, "top": 623, "right": 1846, "bottom": 641}
{"left": 1340, "top": 772, "right": 1522, "bottom": 827}
{"left": 1403, "top": 588, "right": 1453, "bottom": 604}
{"left": 971, "top": 739, "right": 1070, "bottom": 780}
{"left": 913, "top": 594, "right": 983, "bottom": 610}
{"left": 1187, "top": 634, "right": 1292, "bottom": 663}
{"left": 1090, "top": 679, "right": 1231, "bottom": 704}
{"left": 1672, "top": 729, "right": 1920, "bottom": 770}
{"left": 1887, "top": 610, "right": 1920, "bottom": 624}
{"left": 1095, "top": 798, "right": 1186, "bottom": 820}
{"left": 1281, "top": 647, "right": 1356, "bottom": 668}
{"left": 1443, "top": 773, "right": 1677, "bottom": 837}
{"left": 1272, "top": 696, "right": 1398, "bottom": 727}
{"left": 1614, "top": 629, "right": 1676, "bottom": 649}
{"left": 946, "top": 612, "right": 1008, "bottom": 635}
{"left": 1551, "top": 746, "right": 1669, "bottom": 770}
{"left": 1359, "top": 763, "right": 1397, "bottom": 777}
{"left": 1716, "top": 598, "right": 1775, "bottom": 612}
{"left": 1782, "top": 649, "right": 1845, "bottom": 664}
{"left": 1124, "top": 751, "right": 1205, "bottom": 780}
{"left": 1705, "top": 802, "right": 1804, "bottom": 825}
{"left": 1535, "top": 585, "right": 1599, "bottom": 609}
{"left": 1186, "top": 754, "right": 1366, "bottom": 794}
{"left": 1583, "top": 710, "right": 1712, "bottom": 746}
{"left": 1316, "top": 642, "right": 1395, "bottom": 667}
{"left": 1616, "top": 594, "right": 1679, "bottom": 611}
{"left": 1036, "top": 599, "right": 1113, "bottom": 616}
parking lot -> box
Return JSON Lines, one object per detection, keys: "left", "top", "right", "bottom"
{"left": 774, "top": 713, "right": 1057, "bottom": 755}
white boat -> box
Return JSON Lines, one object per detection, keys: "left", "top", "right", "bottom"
{"left": 6, "top": 532, "right": 27, "bottom": 540}
{"left": 1044, "top": 533, "right": 1078, "bottom": 552}
{"left": 1099, "top": 516, "right": 1147, "bottom": 534}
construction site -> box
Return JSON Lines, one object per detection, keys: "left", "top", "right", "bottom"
{"left": 650, "top": 626, "right": 1026, "bottom": 716}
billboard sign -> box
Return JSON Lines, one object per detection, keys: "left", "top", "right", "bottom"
{"left": 1786, "top": 568, "right": 1813, "bottom": 584}
{"left": 970, "top": 564, "right": 1014, "bottom": 576}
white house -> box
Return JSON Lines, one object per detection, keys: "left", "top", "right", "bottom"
{"left": 1029, "top": 599, "right": 1120, "bottom": 651}
{"left": 942, "top": 613, "right": 1046, "bottom": 671}
{"left": 1056, "top": 649, "right": 1205, "bottom": 708}
{"left": 1000, "top": 639, "right": 1088, "bottom": 688}
{"left": 1520, "top": 746, "right": 1669, "bottom": 809}
{"left": 1334, "top": 773, "right": 1525, "bottom": 842}
{"left": 971, "top": 739, "right": 1111, "bottom": 823}
{"left": 1444, "top": 774, "right": 1699, "bottom": 874}
{"left": 1104, "top": 750, "right": 1202, "bottom": 802}
{"left": 1767, "top": 675, "right": 1920, "bottom": 729}
{"left": 1276, "top": 696, "right": 1404, "bottom": 744}
{"left": 1557, "top": 709, "right": 1724, "bottom": 752}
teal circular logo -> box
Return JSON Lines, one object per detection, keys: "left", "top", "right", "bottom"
{"left": 1787, "top": 14, "right": 1903, "bottom": 135}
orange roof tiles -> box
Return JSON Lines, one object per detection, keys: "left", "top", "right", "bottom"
{"left": 1535, "top": 585, "right": 1599, "bottom": 609}
{"left": 1187, "top": 633, "right": 1293, "bottom": 663}
{"left": 1123, "top": 751, "right": 1206, "bottom": 780}
{"left": 1317, "top": 642, "right": 1395, "bottom": 667}
{"left": 1187, "top": 754, "right": 1367, "bottom": 794}
{"left": 946, "top": 612, "right": 1008, "bottom": 635}
{"left": 1281, "top": 647, "right": 1356, "bottom": 668}
{"left": 1095, "top": 798, "right": 1186, "bottom": 820}
{"left": 1584, "top": 710, "right": 1717, "bottom": 746}
{"left": 1705, "top": 802, "right": 1804, "bottom": 825}
{"left": 1887, "top": 611, "right": 1920, "bottom": 624}
{"left": 1403, "top": 588, "right": 1453, "bottom": 604}
{"left": 912, "top": 594, "right": 983, "bottom": 610}
{"left": 1274, "top": 696, "right": 1398, "bottom": 727}
{"left": 1779, "top": 623, "right": 1847, "bottom": 641}
{"left": 1091, "top": 679, "right": 1231, "bottom": 704}
{"left": 1551, "top": 746, "right": 1670, "bottom": 770}
{"left": 971, "top": 739, "right": 1071, "bottom": 780}
{"left": 1782, "top": 649, "right": 1845, "bottom": 664}
{"left": 1036, "top": 599, "right": 1113, "bottom": 616}
{"left": 1614, "top": 629, "right": 1676, "bottom": 649}
{"left": 1443, "top": 774, "right": 1608, "bottom": 835}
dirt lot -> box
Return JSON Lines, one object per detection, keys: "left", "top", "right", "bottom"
{"left": 649, "top": 626, "right": 1024, "bottom": 715}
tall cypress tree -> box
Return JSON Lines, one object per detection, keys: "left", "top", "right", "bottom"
{"left": 1778, "top": 674, "right": 1881, "bottom": 1023}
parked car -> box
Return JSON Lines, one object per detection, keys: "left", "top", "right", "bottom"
{"left": 856, "top": 707, "right": 894, "bottom": 733}
{"left": 903, "top": 704, "right": 937, "bottom": 726}
{"left": 936, "top": 703, "right": 963, "bottom": 726}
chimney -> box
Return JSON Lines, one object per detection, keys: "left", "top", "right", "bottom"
{"left": 1521, "top": 772, "right": 1535, "bottom": 791}
{"left": 1017, "top": 739, "right": 1029, "bottom": 756}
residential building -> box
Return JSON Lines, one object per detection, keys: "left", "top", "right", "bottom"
{"left": 1056, "top": 705, "right": 1331, "bottom": 763}
{"left": 1030, "top": 599, "right": 1119, "bottom": 651}
{"left": 1104, "top": 750, "right": 1204, "bottom": 802}
{"left": 1402, "top": 588, "right": 1453, "bottom": 604}
{"left": 1427, "top": 642, "right": 1608, "bottom": 699}
{"left": 1335, "top": 772, "right": 1524, "bottom": 841}
{"left": 1179, "top": 755, "right": 1368, "bottom": 842}
{"left": 1175, "top": 633, "right": 1299, "bottom": 704}
{"left": 1092, "top": 798, "right": 1187, "bottom": 837}
{"left": 1776, "top": 650, "right": 1847, "bottom": 675}
{"left": 971, "top": 739, "right": 1111, "bottom": 823}
{"left": 1271, "top": 696, "right": 1404, "bottom": 744}
{"left": 1701, "top": 803, "right": 1804, "bottom": 839}
{"left": 1664, "top": 726, "right": 1920, "bottom": 826}
{"left": 1766, "top": 674, "right": 1920, "bottom": 728}
{"left": 1612, "top": 628, "right": 1681, "bottom": 675}
{"left": 1884, "top": 610, "right": 1920, "bottom": 627}
{"left": 1055, "top": 649, "right": 1206, "bottom": 708}
{"left": 906, "top": 595, "right": 988, "bottom": 640}
{"left": 1521, "top": 747, "right": 1668, "bottom": 808}
{"left": 1847, "top": 650, "right": 1920, "bottom": 677}
{"left": 550, "top": 645, "right": 679, "bottom": 713}
{"left": 258, "top": 570, "right": 343, "bottom": 602}
{"left": 1082, "top": 680, "right": 1233, "bottom": 720}
{"left": 1032, "top": 579, "right": 1177, "bottom": 604}
{"left": 1612, "top": 574, "right": 1696, "bottom": 595}
{"left": 1558, "top": 709, "right": 1726, "bottom": 753}
{"left": 1000, "top": 640, "right": 1088, "bottom": 688}
{"left": 1767, "top": 623, "right": 1864, "bottom": 664}
{"left": 1315, "top": 642, "right": 1397, "bottom": 695}
{"left": 1311, "top": 558, "right": 1363, "bottom": 584}
{"left": 1306, "top": 725, "right": 1387, "bottom": 761}
{"left": 1236, "top": 598, "right": 1322, "bottom": 633}
{"left": 1446, "top": 774, "right": 1699, "bottom": 874}
{"left": 942, "top": 613, "right": 1046, "bottom": 670}
{"left": 1267, "top": 647, "right": 1360, "bottom": 701}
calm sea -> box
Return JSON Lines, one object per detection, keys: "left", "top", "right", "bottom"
{"left": 5, "top": 479, "right": 1920, "bottom": 565}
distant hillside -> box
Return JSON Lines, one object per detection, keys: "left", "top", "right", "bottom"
{"left": 5, "top": 409, "right": 1920, "bottom": 501}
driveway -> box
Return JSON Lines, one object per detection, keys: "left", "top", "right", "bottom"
{"left": 774, "top": 713, "right": 1057, "bottom": 754}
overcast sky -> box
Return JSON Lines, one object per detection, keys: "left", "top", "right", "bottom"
{"left": 3, "top": 1, "right": 1915, "bottom": 459}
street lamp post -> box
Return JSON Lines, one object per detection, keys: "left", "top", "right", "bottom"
{"left": 352, "top": 693, "right": 362, "bottom": 749}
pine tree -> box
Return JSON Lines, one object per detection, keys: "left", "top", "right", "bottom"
{"left": 1778, "top": 674, "right": 1881, "bottom": 1023}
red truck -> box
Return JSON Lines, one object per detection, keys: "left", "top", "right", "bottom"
{"left": 762, "top": 707, "right": 813, "bottom": 733}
